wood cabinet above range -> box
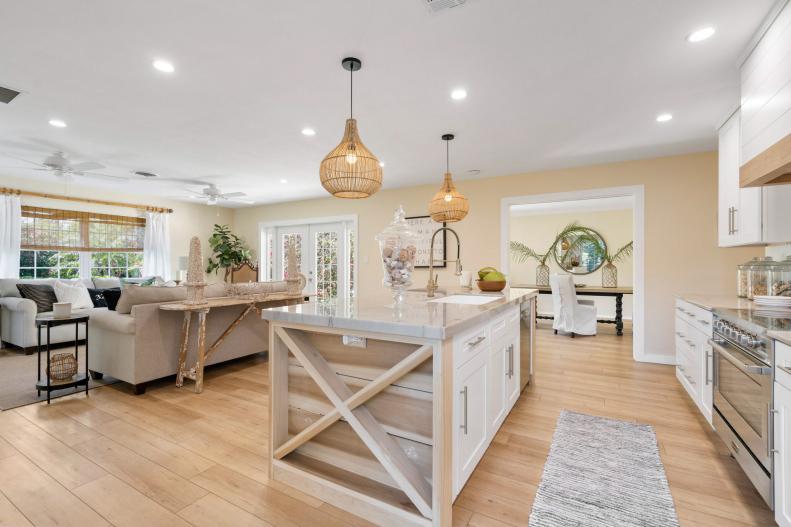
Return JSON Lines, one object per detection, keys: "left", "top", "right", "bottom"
{"left": 740, "top": 1, "right": 791, "bottom": 187}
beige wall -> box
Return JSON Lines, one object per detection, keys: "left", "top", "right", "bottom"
{"left": 509, "top": 208, "right": 633, "bottom": 319}
{"left": 0, "top": 174, "right": 233, "bottom": 282}
{"left": 233, "top": 151, "right": 762, "bottom": 361}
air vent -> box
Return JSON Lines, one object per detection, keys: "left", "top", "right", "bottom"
{"left": 0, "top": 86, "right": 21, "bottom": 104}
{"left": 422, "top": 0, "right": 467, "bottom": 13}
{"left": 134, "top": 171, "right": 158, "bottom": 178}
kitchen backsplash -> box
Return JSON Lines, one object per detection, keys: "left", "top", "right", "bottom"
{"left": 766, "top": 244, "right": 791, "bottom": 259}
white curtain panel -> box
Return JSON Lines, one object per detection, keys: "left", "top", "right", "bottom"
{"left": 0, "top": 194, "right": 21, "bottom": 279}
{"left": 143, "top": 212, "right": 172, "bottom": 280}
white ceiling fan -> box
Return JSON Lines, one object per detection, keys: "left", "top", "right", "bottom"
{"left": 0, "top": 151, "right": 128, "bottom": 181}
{"left": 187, "top": 183, "right": 253, "bottom": 205}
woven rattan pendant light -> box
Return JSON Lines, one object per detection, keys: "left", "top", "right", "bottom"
{"left": 319, "top": 57, "right": 382, "bottom": 199}
{"left": 428, "top": 134, "right": 469, "bottom": 223}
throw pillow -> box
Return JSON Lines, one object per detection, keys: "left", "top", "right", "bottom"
{"left": 103, "top": 289, "right": 122, "bottom": 311}
{"left": 87, "top": 288, "right": 120, "bottom": 308}
{"left": 121, "top": 276, "right": 157, "bottom": 288}
{"left": 53, "top": 280, "right": 94, "bottom": 310}
{"left": 16, "top": 284, "right": 58, "bottom": 313}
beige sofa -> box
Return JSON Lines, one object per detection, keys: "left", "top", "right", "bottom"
{"left": 87, "top": 284, "right": 268, "bottom": 394}
{"left": 0, "top": 277, "right": 124, "bottom": 352}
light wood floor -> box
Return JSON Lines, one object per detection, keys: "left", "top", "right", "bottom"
{"left": 0, "top": 324, "right": 776, "bottom": 527}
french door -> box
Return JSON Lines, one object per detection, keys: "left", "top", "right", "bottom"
{"left": 274, "top": 222, "right": 348, "bottom": 301}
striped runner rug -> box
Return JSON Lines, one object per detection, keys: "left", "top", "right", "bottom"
{"left": 529, "top": 410, "right": 680, "bottom": 526}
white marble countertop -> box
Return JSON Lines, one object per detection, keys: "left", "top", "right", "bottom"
{"left": 261, "top": 286, "right": 538, "bottom": 340}
{"left": 770, "top": 331, "right": 791, "bottom": 348}
{"left": 678, "top": 294, "right": 755, "bottom": 311}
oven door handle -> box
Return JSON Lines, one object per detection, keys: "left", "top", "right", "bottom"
{"left": 708, "top": 338, "right": 772, "bottom": 375}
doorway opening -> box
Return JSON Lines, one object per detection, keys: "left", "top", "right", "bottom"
{"left": 501, "top": 186, "right": 648, "bottom": 363}
{"left": 259, "top": 215, "right": 358, "bottom": 302}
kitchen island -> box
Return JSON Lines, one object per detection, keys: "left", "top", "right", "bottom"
{"left": 261, "top": 287, "right": 537, "bottom": 527}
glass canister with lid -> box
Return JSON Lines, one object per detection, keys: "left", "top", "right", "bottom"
{"left": 737, "top": 258, "right": 755, "bottom": 298}
{"left": 375, "top": 205, "right": 418, "bottom": 303}
{"left": 747, "top": 256, "right": 775, "bottom": 299}
{"left": 771, "top": 256, "right": 791, "bottom": 297}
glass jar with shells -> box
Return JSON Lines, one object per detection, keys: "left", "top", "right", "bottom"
{"left": 375, "top": 205, "right": 418, "bottom": 303}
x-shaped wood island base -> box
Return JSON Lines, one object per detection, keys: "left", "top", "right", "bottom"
{"left": 269, "top": 322, "right": 454, "bottom": 527}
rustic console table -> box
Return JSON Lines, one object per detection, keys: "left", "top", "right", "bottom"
{"left": 160, "top": 294, "right": 306, "bottom": 393}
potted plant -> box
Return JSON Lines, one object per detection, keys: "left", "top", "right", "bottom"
{"left": 601, "top": 241, "right": 633, "bottom": 287}
{"left": 206, "top": 224, "right": 253, "bottom": 281}
{"left": 510, "top": 222, "right": 594, "bottom": 286}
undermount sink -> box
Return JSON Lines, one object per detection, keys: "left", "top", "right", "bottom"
{"left": 428, "top": 295, "right": 499, "bottom": 305}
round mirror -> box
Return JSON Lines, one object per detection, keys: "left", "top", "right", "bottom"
{"left": 553, "top": 229, "right": 607, "bottom": 275}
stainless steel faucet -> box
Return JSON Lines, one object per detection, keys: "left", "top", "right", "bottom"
{"left": 427, "top": 227, "right": 463, "bottom": 297}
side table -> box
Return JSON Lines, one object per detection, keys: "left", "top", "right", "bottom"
{"left": 35, "top": 313, "right": 90, "bottom": 404}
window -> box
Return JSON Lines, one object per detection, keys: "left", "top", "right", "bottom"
{"left": 19, "top": 206, "right": 146, "bottom": 280}
{"left": 19, "top": 250, "right": 80, "bottom": 279}
{"left": 91, "top": 252, "right": 143, "bottom": 278}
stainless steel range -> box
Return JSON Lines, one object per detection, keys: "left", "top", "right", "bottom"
{"left": 711, "top": 309, "right": 776, "bottom": 507}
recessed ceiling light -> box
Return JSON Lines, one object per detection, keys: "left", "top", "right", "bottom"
{"left": 687, "top": 27, "right": 715, "bottom": 43}
{"left": 152, "top": 59, "right": 175, "bottom": 73}
{"left": 48, "top": 119, "right": 67, "bottom": 128}
{"left": 301, "top": 128, "right": 316, "bottom": 136}
{"left": 280, "top": 178, "right": 288, "bottom": 184}
{"left": 451, "top": 88, "right": 467, "bottom": 101}
{"left": 656, "top": 113, "right": 673, "bottom": 123}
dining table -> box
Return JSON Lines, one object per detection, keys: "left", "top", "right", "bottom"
{"left": 512, "top": 284, "right": 633, "bottom": 336}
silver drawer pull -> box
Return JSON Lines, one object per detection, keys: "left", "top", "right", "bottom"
{"left": 698, "top": 319, "right": 710, "bottom": 325}
{"left": 460, "top": 386, "right": 468, "bottom": 435}
{"left": 466, "top": 335, "right": 486, "bottom": 347}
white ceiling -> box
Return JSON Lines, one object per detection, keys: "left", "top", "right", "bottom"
{"left": 0, "top": 0, "right": 776, "bottom": 207}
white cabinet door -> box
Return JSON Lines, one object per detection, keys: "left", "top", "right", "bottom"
{"left": 776, "top": 382, "right": 791, "bottom": 527}
{"left": 719, "top": 111, "right": 741, "bottom": 247}
{"left": 698, "top": 336, "right": 714, "bottom": 424}
{"left": 505, "top": 338, "right": 520, "bottom": 407}
{"left": 486, "top": 342, "right": 506, "bottom": 435}
{"left": 454, "top": 350, "right": 488, "bottom": 496}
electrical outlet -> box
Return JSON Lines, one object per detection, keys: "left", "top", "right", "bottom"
{"left": 342, "top": 335, "right": 367, "bottom": 348}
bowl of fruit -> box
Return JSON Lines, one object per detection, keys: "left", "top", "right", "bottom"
{"left": 476, "top": 267, "right": 507, "bottom": 292}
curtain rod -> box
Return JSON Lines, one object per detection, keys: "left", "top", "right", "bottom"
{"left": 0, "top": 187, "right": 173, "bottom": 214}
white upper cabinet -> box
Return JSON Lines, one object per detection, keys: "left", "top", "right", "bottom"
{"left": 718, "top": 109, "right": 791, "bottom": 246}
{"left": 741, "top": 2, "right": 791, "bottom": 167}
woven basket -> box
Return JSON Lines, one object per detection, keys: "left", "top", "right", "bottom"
{"left": 48, "top": 353, "right": 77, "bottom": 381}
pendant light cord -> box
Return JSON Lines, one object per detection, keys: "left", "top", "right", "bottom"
{"left": 350, "top": 67, "right": 354, "bottom": 119}
{"left": 446, "top": 138, "right": 450, "bottom": 172}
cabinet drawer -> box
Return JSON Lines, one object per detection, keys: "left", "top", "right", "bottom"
{"left": 675, "top": 299, "right": 713, "bottom": 336}
{"left": 454, "top": 323, "right": 490, "bottom": 368}
{"left": 491, "top": 305, "right": 519, "bottom": 345}
{"left": 777, "top": 340, "right": 791, "bottom": 392}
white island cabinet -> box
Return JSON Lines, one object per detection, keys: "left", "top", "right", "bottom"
{"left": 261, "top": 288, "right": 536, "bottom": 527}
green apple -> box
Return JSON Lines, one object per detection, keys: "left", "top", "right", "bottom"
{"left": 483, "top": 271, "right": 506, "bottom": 282}
{"left": 478, "top": 267, "right": 498, "bottom": 280}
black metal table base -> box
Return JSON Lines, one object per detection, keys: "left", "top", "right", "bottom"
{"left": 36, "top": 316, "right": 90, "bottom": 404}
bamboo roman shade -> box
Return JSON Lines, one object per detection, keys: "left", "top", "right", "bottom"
{"left": 21, "top": 206, "right": 146, "bottom": 252}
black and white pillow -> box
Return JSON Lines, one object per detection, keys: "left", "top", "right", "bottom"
{"left": 102, "top": 289, "right": 123, "bottom": 311}
{"left": 87, "top": 288, "right": 121, "bottom": 309}
{"left": 16, "top": 284, "right": 58, "bottom": 313}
